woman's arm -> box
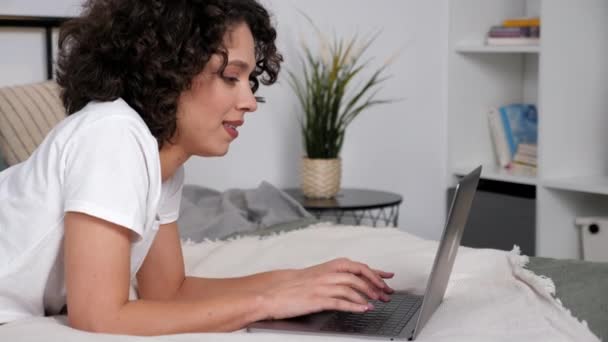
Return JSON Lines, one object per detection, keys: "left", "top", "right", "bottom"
{"left": 138, "top": 222, "right": 394, "bottom": 309}
{"left": 64, "top": 213, "right": 393, "bottom": 335}
{"left": 176, "top": 260, "right": 395, "bottom": 321}
{"left": 136, "top": 222, "right": 297, "bottom": 301}
{"left": 137, "top": 223, "right": 287, "bottom": 321}
{"left": 64, "top": 213, "right": 267, "bottom": 335}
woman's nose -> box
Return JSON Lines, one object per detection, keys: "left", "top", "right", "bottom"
{"left": 238, "top": 87, "right": 258, "bottom": 113}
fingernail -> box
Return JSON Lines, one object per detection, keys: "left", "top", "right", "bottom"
{"left": 367, "top": 303, "right": 375, "bottom": 311}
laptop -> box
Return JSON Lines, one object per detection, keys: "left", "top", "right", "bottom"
{"left": 248, "top": 166, "right": 482, "bottom": 340}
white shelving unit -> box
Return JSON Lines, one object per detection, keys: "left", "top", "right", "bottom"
{"left": 454, "top": 43, "right": 540, "bottom": 54}
{"left": 447, "top": 0, "right": 608, "bottom": 259}
{"left": 542, "top": 176, "right": 608, "bottom": 197}
{"left": 452, "top": 164, "right": 537, "bottom": 186}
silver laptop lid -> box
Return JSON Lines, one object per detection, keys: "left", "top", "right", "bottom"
{"left": 412, "top": 166, "right": 481, "bottom": 339}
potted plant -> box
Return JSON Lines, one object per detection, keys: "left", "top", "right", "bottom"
{"left": 288, "top": 28, "right": 395, "bottom": 199}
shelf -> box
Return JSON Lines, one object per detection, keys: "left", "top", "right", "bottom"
{"left": 542, "top": 175, "right": 608, "bottom": 195}
{"left": 455, "top": 42, "right": 540, "bottom": 54}
{"left": 452, "top": 171, "right": 608, "bottom": 194}
{"left": 451, "top": 164, "right": 538, "bottom": 186}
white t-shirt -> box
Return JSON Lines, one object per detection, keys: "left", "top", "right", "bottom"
{"left": 0, "top": 98, "right": 184, "bottom": 323}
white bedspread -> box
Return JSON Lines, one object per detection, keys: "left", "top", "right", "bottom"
{"left": 0, "top": 224, "right": 599, "bottom": 341}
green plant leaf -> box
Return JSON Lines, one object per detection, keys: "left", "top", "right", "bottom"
{"left": 287, "top": 17, "right": 397, "bottom": 158}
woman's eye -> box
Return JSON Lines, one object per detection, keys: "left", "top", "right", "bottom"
{"left": 222, "top": 75, "right": 239, "bottom": 83}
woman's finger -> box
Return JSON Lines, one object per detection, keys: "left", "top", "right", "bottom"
{"left": 314, "top": 296, "right": 371, "bottom": 314}
{"left": 373, "top": 269, "right": 395, "bottom": 279}
{"left": 344, "top": 260, "right": 391, "bottom": 292}
{"left": 372, "top": 269, "right": 396, "bottom": 293}
{"left": 324, "top": 272, "right": 381, "bottom": 301}
{"left": 317, "top": 285, "right": 371, "bottom": 307}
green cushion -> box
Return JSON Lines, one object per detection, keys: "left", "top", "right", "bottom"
{"left": 527, "top": 257, "right": 608, "bottom": 340}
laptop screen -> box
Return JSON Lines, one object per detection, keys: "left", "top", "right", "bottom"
{"left": 413, "top": 166, "right": 481, "bottom": 339}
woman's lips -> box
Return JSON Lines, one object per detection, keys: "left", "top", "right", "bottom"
{"left": 223, "top": 120, "right": 243, "bottom": 139}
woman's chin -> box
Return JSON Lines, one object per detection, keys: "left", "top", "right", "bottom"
{"left": 196, "top": 145, "right": 230, "bottom": 157}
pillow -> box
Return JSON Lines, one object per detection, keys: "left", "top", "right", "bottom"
{"left": 0, "top": 81, "right": 66, "bottom": 166}
{"left": 177, "top": 181, "right": 316, "bottom": 242}
{"left": 0, "top": 153, "right": 6, "bottom": 171}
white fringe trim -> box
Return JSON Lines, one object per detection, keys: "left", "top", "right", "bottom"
{"left": 509, "top": 245, "right": 556, "bottom": 296}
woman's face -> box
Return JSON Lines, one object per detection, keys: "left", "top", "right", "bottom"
{"left": 174, "top": 22, "right": 258, "bottom": 157}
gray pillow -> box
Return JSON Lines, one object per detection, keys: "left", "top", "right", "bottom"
{"left": 0, "top": 154, "right": 7, "bottom": 171}
{"left": 177, "top": 181, "right": 315, "bottom": 242}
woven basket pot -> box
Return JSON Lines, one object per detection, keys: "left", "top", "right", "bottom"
{"left": 300, "top": 157, "right": 342, "bottom": 199}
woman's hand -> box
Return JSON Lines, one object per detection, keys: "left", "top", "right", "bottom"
{"left": 260, "top": 258, "right": 395, "bottom": 320}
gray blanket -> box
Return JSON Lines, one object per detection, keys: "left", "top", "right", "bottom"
{"left": 177, "top": 181, "right": 315, "bottom": 241}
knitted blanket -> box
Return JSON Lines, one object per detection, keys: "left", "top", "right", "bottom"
{"left": 181, "top": 224, "right": 598, "bottom": 341}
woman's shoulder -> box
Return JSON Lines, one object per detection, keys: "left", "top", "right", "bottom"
{"left": 47, "top": 98, "right": 160, "bottom": 174}
{"left": 71, "top": 98, "right": 151, "bottom": 133}
{"left": 54, "top": 98, "right": 156, "bottom": 147}
{"left": 57, "top": 99, "right": 163, "bottom": 191}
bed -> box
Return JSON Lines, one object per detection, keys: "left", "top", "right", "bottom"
{"left": 0, "top": 215, "right": 605, "bottom": 341}
{"left": 0, "top": 15, "right": 606, "bottom": 341}
{"left": 177, "top": 185, "right": 608, "bottom": 340}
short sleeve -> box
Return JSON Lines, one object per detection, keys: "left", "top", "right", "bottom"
{"left": 157, "top": 166, "right": 185, "bottom": 225}
{"left": 62, "top": 118, "right": 159, "bottom": 239}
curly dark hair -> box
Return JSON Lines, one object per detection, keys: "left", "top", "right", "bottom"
{"left": 56, "top": 0, "right": 282, "bottom": 148}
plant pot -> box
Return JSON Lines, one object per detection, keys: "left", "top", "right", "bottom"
{"left": 300, "top": 157, "right": 341, "bottom": 199}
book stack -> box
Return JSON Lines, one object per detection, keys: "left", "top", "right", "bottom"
{"left": 487, "top": 104, "right": 538, "bottom": 177}
{"left": 486, "top": 17, "right": 540, "bottom": 46}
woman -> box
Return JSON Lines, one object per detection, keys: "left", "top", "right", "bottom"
{"left": 0, "top": 0, "right": 394, "bottom": 335}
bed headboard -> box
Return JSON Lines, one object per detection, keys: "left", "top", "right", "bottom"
{"left": 0, "top": 15, "right": 73, "bottom": 168}
{"left": 0, "top": 15, "right": 73, "bottom": 80}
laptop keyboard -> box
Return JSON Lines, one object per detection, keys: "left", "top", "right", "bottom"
{"left": 320, "top": 294, "right": 423, "bottom": 336}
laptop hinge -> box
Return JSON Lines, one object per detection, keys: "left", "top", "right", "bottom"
{"left": 398, "top": 309, "right": 420, "bottom": 341}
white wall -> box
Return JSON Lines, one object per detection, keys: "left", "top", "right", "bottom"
{"left": 0, "top": 0, "right": 449, "bottom": 240}
{"left": 0, "top": 0, "right": 81, "bottom": 85}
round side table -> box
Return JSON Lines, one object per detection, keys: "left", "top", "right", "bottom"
{"left": 284, "top": 188, "right": 403, "bottom": 227}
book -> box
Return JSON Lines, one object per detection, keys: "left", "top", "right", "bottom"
{"left": 513, "top": 152, "right": 537, "bottom": 167}
{"left": 516, "top": 143, "right": 537, "bottom": 157}
{"left": 488, "top": 107, "right": 512, "bottom": 167}
{"left": 489, "top": 26, "right": 530, "bottom": 35}
{"left": 507, "top": 161, "right": 537, "bottom": 177}
{"left": 498, "top": 104, "right": 538, "bottom": 159}
{"left": 488, "top": 26, "right": 540, "bottom": 38}
{"left": 513, "top": 143, "right": 538, "bottom": 166}
{"left": 502, "top": 17, "right": 540, "bottom": 27}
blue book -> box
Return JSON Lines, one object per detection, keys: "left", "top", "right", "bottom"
{"left": 499, "top": 104, "right": 538, "bottom": 158}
